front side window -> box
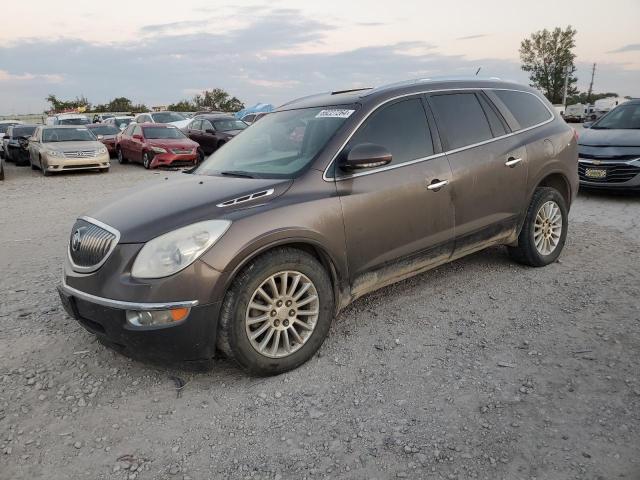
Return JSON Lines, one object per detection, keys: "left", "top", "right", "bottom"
{"left": 189, "top": 120, "right": 202, "bottom": 131}
{"left": 12, "top": 126, "right": 37, "bottom": 138}
{"left": 143, "top": 127, "right": 186, "bottom": 139}
{"left": 42, "top": 128, "right": 95, "bottom": 143}
{"left": 345, "top": 98, "right": 434, "bottom": 167}
{"left": 201, "top": 120, "right": 213, "bottom": 131}
{"left": 213, "top": 119, "right": 248, "bottom": 132}
{"left": 492, "top": 90, "right": 552, "bottom": 129}
{"left": 123, "top": 125, "right": 135, "bottom": 136}
{"left": 430, "top": 93, "right": 493, "bottom": 149}
{"left": 196, "top": 106, "right": 355, "bottom": 179}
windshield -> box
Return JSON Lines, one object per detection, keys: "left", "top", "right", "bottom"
{"left": 114, "top": 118, "right": 133, "bottom": 128}
{"left": 151, "top": 112, "right": 185, "bottom": 123}
{"left": 43, "top": 128, "right": 96, "bottom": 142}
{"left": 213, "top": 119, "right": 248, "bottom": 132}
{"left": 12, "top": 126, "right": 37, "bottom": 138}
{"left": 143, "top": 127, "right": 186, "bottom": 139}
{"left": 196, "top": 106, "right": 355, "bottom": 179}
{"left": 89, "top": 125, "right": 119, "bottom": 135}
{"left": 592, "top": 103, "right": 640, "bottom": 130}
{"left": 59, "top": 117, "right": 90, "bottom": 125}
{"left": 0, "top": 123, "right": 19, "bottom": 133}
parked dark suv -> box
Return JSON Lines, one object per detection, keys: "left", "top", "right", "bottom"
{"left": 58, "top": 78, "right": 578, "bottom": 375}
{"left": 182, "top": 114, "right": 248, "bottom": 161}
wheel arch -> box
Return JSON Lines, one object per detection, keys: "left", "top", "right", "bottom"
{"left": 215, "top": 238, "right": 347, "bottom": 314}
{"left": 536, "top": 171, "right": 571, "bottom": 208}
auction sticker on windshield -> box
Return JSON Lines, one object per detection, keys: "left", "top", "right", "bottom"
{"left": 315, "top": 109, "right": 355, "bottom": 118}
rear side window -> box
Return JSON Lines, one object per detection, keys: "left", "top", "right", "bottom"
{"left": 347, "top": 98, "right": 434, "bottom": 166}
{"left": 430, "top": 93, "right": 493, "bottom": 149}
{"left": 478, "top": 94, "right": 507, "bottom": 137}
{"left": 493, "top": 90, "right": 552, "bottom": 129}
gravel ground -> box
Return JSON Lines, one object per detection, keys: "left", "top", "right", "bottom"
{"left": 1, "top": 157, "right": 639, "bottom": 480}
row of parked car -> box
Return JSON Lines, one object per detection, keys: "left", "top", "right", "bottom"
{"left": 0, "top": 110, "right": 261, "bottom": 177}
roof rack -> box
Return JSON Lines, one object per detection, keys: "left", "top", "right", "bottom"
{"left": 331, "top": 87, "right": 372, "bottom": 95}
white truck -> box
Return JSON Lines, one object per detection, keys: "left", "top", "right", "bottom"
{"left": 564, "top": 103, "right": 587, "bottom": 123}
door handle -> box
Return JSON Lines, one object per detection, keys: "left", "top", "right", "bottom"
{"left": 427, "top": 179, "right": 449, "bottom": 191}
{"left": 505, "top": 157, "right": 522, "bottom": 168}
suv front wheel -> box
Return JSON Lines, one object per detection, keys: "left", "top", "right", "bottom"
{"left": 217, "top": 247, "right": 334, "bottom": 375}
{"left": 508, "top": 187, "right": 568, "bottom": 267}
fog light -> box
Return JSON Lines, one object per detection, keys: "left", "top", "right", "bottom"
{"left": 126, "top": 308, "right": 190, "bottom": 327}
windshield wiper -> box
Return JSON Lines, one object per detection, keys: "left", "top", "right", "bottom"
{"left": 220, "top": 170, "right": 255, "bottom": 179}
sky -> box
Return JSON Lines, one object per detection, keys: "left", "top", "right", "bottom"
{"left": 1, "top": 0, "right": 639, "bottom": 114}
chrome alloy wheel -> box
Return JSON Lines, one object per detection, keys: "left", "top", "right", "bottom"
{"left": 245, "top": 271, "right": 319, "bottom": 359}
{"left": 534, "top": 200, "right": 562, "bottom": 255}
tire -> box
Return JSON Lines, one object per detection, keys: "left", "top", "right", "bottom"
{"left": 508, "top": 187, "right": 568, "bottom": 267}
{"left": 217, "top": 247, "right": 334, "bottom": 376}
{"left": 197, "top": 148, "right": 205, "bottom": 163}
{"left": 142, "top": 152, "right": 152, "bottom": 169}
{"left": 0, "top": 163, "right": 4, "bottom": 181}
{"left": 117, "top": 147, "right": 128, "bottom": 164}
{"left": 40, "top": 156, "right": 50, "bottom": 176}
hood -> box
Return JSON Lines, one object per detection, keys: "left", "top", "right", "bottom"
{"left": 169, "top": 119, "right": 191, "bottom": 129}
{"left": 44, "top": 141, "right": 105, "bottom": 151}
{"left": 579, "top": 128, "right": 640, "bottom": 147}
{"left": 87, "top": 174, "right": 292, "bottom": 243}
{"left": 147, "top": 138, "right": 197, "bottom": 149}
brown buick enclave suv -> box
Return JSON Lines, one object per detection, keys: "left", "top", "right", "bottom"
{"left": 58, "top": 78, "right": 578, "bottom": 375}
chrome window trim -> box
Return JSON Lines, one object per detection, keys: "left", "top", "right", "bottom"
{"left": 68, "top": 216, "right": 121, "bottom": 274}
{"left": 322, "top": 87, "right": 554, "bottom": 181}
{"left": 61, "top": 279, "right": 199, "bottom": 311}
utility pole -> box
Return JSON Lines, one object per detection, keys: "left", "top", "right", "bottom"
{"left": 562, "top": 65, "right": 570, "bottom": 107}
{"left": 587, "top": 63, "right": 596, "bottom": 104}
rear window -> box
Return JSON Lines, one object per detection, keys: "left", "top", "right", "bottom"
{"left": 143, "top": 127, "right": 186, "bottom": 139}
{"left": 430, "top": 93, "right": 493, "bottom": 149}
{"left": 88, "top": 125, "right": 119, "bottom": 135}
{"left": 12, "top": 126, "right": 37, "bottom": 137}
{"left": 493, "top": 90, "right": 552, "bottom": 129}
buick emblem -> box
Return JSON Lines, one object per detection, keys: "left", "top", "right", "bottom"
{"left": 71, "top": 229, "right": 82, "bottom": 252}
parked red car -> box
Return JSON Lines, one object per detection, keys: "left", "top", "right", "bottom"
{"left": 116, "top": 123, "right": 198, "bottom": 169}
{"left": 85, "top": 124, "right": 120, "bottom": 156}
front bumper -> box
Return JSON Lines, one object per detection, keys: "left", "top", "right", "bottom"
{"left": 150, "top": 152, "right": 197, "bottom": 168}
{"left": 58, "top": 281, "right": 221, "bottom": 361}
{"left": 578, "top": 159, "right": 640, "bottom": 190}
{"left": 45, "top": 152, "right": 111, "bottom": 171}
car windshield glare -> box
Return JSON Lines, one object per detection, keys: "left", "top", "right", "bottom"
{"left": 196, "top": 106, "right": 355, "bottom": 179}
{"left": 13, "top": 126, "right": 37, "bottom": 137}
{"left": 213, "top": 120, "right": 247, "bottom": 132}
{"left": 59, "top": 118, "right": 90, "bottom": 125}
{"left": 89, "top": 126, "right": 119, "bottom": 135}
{"left": 143, "top": 127, "right": 186, "bottom": 139}
{"left": 151, "top": 112, "right": 185, "bottom": 123}
{"left": 592, "top": 103, "right": 640, "bottom": 130}
{"left": 43, "top": 128, "right": 96, "bottom": 142}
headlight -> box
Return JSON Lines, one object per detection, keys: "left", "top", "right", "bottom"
{"left": 150, "top": 146, "right": 166, "bottom": 154}
{"left": 97, "top": 147, "right": 107, "bottom": 154}
{"left": 45, "top": 149, "right": 63, "bottom": 157}
{"left": 131, "top": 220, "right": 231, "bottom": 278}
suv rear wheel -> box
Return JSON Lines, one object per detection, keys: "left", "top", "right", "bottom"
{"left": 217, "top": 247, "right": 334, "bottom": 375}
{"left": 508, "top": 187, "right": 568, "bottom": 267}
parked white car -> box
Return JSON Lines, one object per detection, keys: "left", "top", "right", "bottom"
{"left": 132, "top": 111, "right": 190, "bottom": 129}
{"left": 46, "top": 114, "right": 91, "bottom": 126}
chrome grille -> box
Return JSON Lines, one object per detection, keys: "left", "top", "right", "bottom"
{"left": 171, "top": 148, "right": 193, "bottom": 155}
{"left": 578, "top": 162, "right": 640, "bottom": 183}
{"left": 63, "top": 150, "right": 99, "bottom": 158}
{"left": 68, "top": 218, "right": 118, "bottom": 272}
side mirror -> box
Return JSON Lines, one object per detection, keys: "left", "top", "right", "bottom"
{"left": 97, "top": 134, "right": 104, "bottom": 140}
{"left": 2, "top": 135, "right": 9, "bottom": 140}
{"left": 583, "top": 122, "right": 592, "bottom": 128}
{"left": 119, "top": 125, "right": 126, "bottom": 131}
{"left": 341, "top": 143, "right": 392, "bottom": 171}
{"left": 205, "top": 129, "right": 216, "bottom": 134}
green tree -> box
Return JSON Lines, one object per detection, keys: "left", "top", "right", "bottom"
{"left": 168, "top": 100, "right": 196, "bottom": 112}
{"left": 566, "top": 91, "right": 619, "bottom": 105}
{"left": 108, "top": 97, "right": 135, "bottom": 112}
{"left": 519, "top": 26, "right": 578, "bottom": 104}
{"left": 45, "top": 94, "right": 91, "bottom": 112}
{"left": 192, "top": 88, "right": 244, "bottom": 112}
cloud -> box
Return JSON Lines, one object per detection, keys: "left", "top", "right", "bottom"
{"left": 0, "top": 7, "right": 637, "bottom": 114}
{"left": 140, "top": 20, "right": 211, "bottom": 35}
{"left": 608, "top": 43, "right": 640, "bottom": 53}
{"left": 457, "top": 34, "right": 488, "bottom": 40}
{"left": 0, "top": 69, "right": 63, "bottom": 83}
